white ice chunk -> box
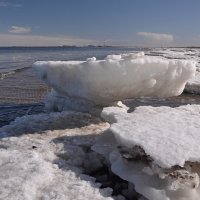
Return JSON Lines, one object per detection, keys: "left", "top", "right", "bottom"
{"left": 33, "top": 52, "right": 196, "bottom": 107}
{"left": 101, "top": 105, "right": 200, "bottom": 168}
{"left": 185, "top": 71, "right": 200, "bottom": 94}
{"left": 94, "top": 104, "right": 200, "bottom": 200}
{"left": 44, "top": 89, "right": 96, "bottom": 112}
{"left": 111, "top": 154, "right": 200, "bottom": 200}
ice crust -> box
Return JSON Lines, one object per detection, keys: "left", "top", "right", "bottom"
{"left": 101, "top": 105, "right": 200, "bottom": 168}
{"left": 0, "top": 111, "right": 113, "bottom": 200}
{"left": 33, "top": 52, "right": 196, "bottom": 110}
{"left": 93, "top": 105, "right": 200, "bottom": 200}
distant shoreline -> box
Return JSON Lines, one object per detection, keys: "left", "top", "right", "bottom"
{"left": 0, "top": 45, "right": 200, "bottom": 49}
{"left": 0, "top": 45, "right": 136, "bottom": 48}
{"left": 0, "top": 46, "right": 144, "bottom": 50}
{"left": 0, "top": 46, "right": 150, "bottom": 52}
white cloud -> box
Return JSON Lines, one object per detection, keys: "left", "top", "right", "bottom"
{"left": 0, "top": 1, "right": 22, "bottom": 7}
{"left": 0, "top": 34, "right": 98, "bottom": 46}
{"left": 137, "top": 32, "right": 174, "bottom": 42}
{"left": 8, "top": 26, "right": 31, "bottom": 34}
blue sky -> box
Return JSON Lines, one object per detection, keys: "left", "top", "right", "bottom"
{"left": 0, "top": 0, "right": 200, "bottom": 46}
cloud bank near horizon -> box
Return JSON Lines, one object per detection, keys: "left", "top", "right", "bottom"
{"left": 0, "top": 32, "right": 199, "bottom": 47}
{"left": 137, "top": 32, "right": 174, "bottom": 41}
{"left": 137, "top": 32, "right": 174, "bottom": 46}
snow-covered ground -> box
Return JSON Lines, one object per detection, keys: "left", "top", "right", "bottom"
{"left": 2, "top": 103, "right": 200, "bottom": 200}
{"left": 0, "top": 111, "right": 115, "bottom": 200}
{"left": 1, "top": 48, "right": 200, "bottom": 200}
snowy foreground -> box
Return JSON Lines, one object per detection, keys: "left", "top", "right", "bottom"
{"left": 33, "top": 52, "right": 196, "bottom": 111}
{"left": 0, "top": 112, "right": 114, "bottom": 200}
{"left": 1, "top": 50, "right": 200, "bottom": 200}
{"left": 1, "top": 104, "right": 200, "bottom": 200}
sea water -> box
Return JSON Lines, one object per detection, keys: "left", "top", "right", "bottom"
{"left": 0, "top": 46, "right": 140, "bottom": 103}
{"left": 0, "top": 46, "right": 140, "bottom": 74}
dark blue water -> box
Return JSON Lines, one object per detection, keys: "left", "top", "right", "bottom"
{"left": 0, "top": 46, "right": 142, "bottom": 74}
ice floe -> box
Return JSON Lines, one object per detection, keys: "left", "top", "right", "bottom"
{"left": 101, "top": 105, "right": 200, "bottom": 167}
{"left": 92, "top": 105, "right": 200, "bottom": 200}
{"left": 33, "top": 52, "right": 196, "bottom": 111}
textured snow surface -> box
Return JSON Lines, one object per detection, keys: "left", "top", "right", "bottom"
{"left": 33, "top": 52, "right": 196, "bottom": 107}
{"left": 101, "top": 105, "right": 200, "bottom": 168}
{"left": 0, "top": 111, "right": 113, "bottom": 200}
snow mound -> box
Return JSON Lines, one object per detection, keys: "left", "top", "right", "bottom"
{"left": 33, "top": 52, "right": 196, "bottom": 110}
{"left": 92, "top": 105, "right": 200, "bottom": 200}
{"left": 0, "top": 111, "right": 113, "bottom": 200}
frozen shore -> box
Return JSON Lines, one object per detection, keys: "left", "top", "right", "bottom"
{"left": 1, "top": 49, "right": 200, "bottom": 200}
{"left": 1, "top": 100, "right": 200, "bottom": 200}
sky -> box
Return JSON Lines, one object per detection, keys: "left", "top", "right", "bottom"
{"left": 0, "top": 0, "right": 200, "bottom": 47}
